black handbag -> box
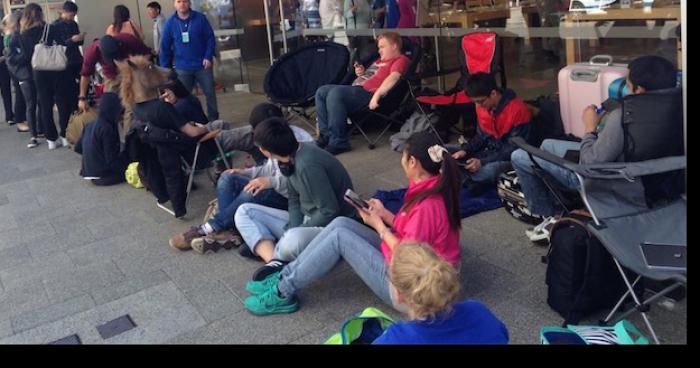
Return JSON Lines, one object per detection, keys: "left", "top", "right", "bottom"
{"left": 4, "top": 35, "right": 32, "bottom": 81}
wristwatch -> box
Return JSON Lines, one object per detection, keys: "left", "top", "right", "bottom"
{"left": 78, "top": 96, "right": 87, "bottom": 101}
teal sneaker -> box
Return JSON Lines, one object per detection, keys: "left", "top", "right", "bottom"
{"left": 244, "top": 288, "right": 299, "bottom": 316}
{"left": 246, "top": 271, "right": 281, "bottom": 295}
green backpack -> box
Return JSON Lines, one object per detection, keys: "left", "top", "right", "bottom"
{"left": 324, "top": 307, "right": 396, "bottom": 345}
{"left": 540, "top": 320, "right": 649, "bottom": 345}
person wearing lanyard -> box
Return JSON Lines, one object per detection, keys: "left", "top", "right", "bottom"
{"left": 160, "top": 0, "right": 218, "bottom": 121}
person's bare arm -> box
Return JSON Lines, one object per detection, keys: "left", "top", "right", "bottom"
{"left": 78, "top": 75, "right": 90, "bottom": 112}
{"left": 179, "top": 122, "right": 208, "bottom": 137}
{"left": 369, "top": 71, "right": 401, "bottom": 110}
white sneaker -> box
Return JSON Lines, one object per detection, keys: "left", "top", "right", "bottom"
{"left": 47, "top": 139, "right": 58, "bottom": 150}
{"left": 27, "top": 137, "right": 39, "bottom": 148}
{"left": 525, "top": 216, "right": 556, "bottom": 242}
{"left": 60, "top": 137, "right": 69, "bottom": 147}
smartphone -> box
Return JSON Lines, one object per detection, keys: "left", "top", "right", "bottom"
{"left": 344, "top": 189, "right": 370, "bottom": 210}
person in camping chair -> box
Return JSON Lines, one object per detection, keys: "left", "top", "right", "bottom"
{"left": 449, "top": 72, "right": 532, "bottom": 196}
{"left": 315, "top": 31, "right": 409, "bottom": 155}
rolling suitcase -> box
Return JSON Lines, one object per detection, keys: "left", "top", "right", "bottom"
{"left": 497, "top": 170, "right": 544, "bottom": 225}
{"left": 558, "top": 55, "right": 628, "bottom": 138}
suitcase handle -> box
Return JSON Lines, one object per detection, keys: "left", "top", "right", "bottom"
{"left": 589, "top": 55, "right": 614, "bottom": 66}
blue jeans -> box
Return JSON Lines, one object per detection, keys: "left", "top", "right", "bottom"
{"left": 234, "top": 203, "right": 323, "bottom": 262}
{"left": 176, "top": 68, "right": 219, "bottom": 121}
{"left": 445, "top": 144, "right": 512, "bottom": 185}
{"left": 510, "top": 139, "right": 582, "bottom": 217}
{"left": 315, "top": 84, "right": 372, "bottom": 148}
{"left": 208, "top": 173, "right": 288, "bottom": 232}
{"left": 277, "top": 217, "right": 394, "bottom": 307}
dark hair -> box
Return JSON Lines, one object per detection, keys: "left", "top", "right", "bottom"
{"left": 402, "top": 132, "right": 461, "bottom": 230}
{"left": 253, "top": 117, "right": 298, "bottom": 156}
{"left": 249, "top": 103, "right": 284, "bottom": 129}
{"left": 463, "top": 72, "right": 498, "bottom": 98}
{"left": 628, "top": 56, "right": 677, "bottom": 92}
{"left": 113, "top": 5, "right": 131, "bottom": 33}
{"left": 62, "top": 1, "right": 78, "bottom": 13}
{"left": 147, "top": 1, "right": 161, "bottom": 12}
{"left": 20, "top": 3, "right": 44, "bottom": 33}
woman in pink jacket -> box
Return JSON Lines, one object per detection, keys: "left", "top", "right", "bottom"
{"left": 243, "top": 131, "right": 462, "bottom": 315}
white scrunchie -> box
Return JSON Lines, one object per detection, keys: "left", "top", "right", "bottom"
{"left": 427, "top": 144, "right": 448, "bottom": 163}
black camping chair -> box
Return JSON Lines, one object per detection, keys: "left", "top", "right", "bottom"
{"left": 510, "top": 88, "right": 686, "bottom": 344}
{"left": 263, "top": 42, "right": 350, "bottom": 132}
{"left": 346, "top": 37, "right": 423, "bottom": 149}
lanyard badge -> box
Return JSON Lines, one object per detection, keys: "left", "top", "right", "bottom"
{"left": 181, "top": 31, "right": 190, "bottom": 43}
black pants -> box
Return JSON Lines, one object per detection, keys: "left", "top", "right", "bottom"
{"left": 34, "top": 70, "right": 60, "bottom": 141}
{"left": 0, "top": 63, "right": 13, "bottom": 122}
{"left": 56, "top": 64, "right": 80, "bottom": 138}
{"left": 18, "top": 79, "right": 38, "bottom": 137}
{"left": 12, "top": 77, "right": 25, "bottom": 123}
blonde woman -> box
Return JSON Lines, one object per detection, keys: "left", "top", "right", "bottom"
{"left": 373, "top": 243, "right": 509, "bottom": 344}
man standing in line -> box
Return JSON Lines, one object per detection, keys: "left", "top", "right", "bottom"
{"left": 160, "top": 0, "right": 219, "bottom": 122}
{"left": 147, "top": 1, "right": 166, "bottom": 62}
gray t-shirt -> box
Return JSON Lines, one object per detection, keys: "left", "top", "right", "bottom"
{"left": 579, "top": 108, "right": 624, "bottom": 164}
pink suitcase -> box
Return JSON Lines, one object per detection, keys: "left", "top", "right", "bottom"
{"left": 558, "top": 55, "right": 628, "bottom": 138}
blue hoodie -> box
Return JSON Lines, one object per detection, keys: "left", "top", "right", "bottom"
{"left": 159, "top": 10, "right": 216, "bottom": 71}
{"left": 75, "top": 93, "right": 130, "bottom": 178}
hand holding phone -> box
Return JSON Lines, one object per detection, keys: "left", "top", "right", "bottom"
{"left": 344, "top": 189, "right": 370, "bottom": 210}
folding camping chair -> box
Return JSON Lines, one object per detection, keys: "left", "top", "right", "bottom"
{"left": 415, "top": 32, "right": 507, "bottom": 137}
{"left": 346, "top": 38, "right": 424, "bottom": 149}
{"left": 510, "top": 88, "right": 686, "bottom": 344}
{"left": 263, "top": 42, "right": 351, "bottom": 133}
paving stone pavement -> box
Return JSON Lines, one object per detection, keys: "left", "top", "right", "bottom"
{"left": 0, "top": 91, "right": 686, "bottom": 344}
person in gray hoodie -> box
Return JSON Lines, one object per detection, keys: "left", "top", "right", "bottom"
{"left": 169, "top": 103, "right": 314, "bottom": 254}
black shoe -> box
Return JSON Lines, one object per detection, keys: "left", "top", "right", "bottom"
{"left": 239, "top": 244, "right": 263, "bottom": 261}
{"left": 324, "top": 144, "right": 351, "bottom": 156}
{"left": 315, "top": 135, "right": 329, "bottom": 148}
{"left": 252, "top": 259, "right": 288, "bottom": 281}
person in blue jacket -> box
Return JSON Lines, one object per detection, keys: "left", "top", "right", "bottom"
{"left": 160, "top": 0, "right": 218, "bottom": 121}
{"left": 373, "top": 242, "right": 509, "bottom": 344}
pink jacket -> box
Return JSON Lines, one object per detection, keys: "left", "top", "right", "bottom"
{"left": 381, "top": 175, "right": 461, "bottom": 267}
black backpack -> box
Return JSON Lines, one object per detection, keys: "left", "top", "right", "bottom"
{"left": 543, "top": 211, "right": 632, "bottom": 325}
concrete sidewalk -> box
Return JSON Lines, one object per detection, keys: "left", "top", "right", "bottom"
{"left": 0, "top": 91, "right": 686, "bottom": 344}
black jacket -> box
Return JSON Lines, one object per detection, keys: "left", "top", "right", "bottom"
{"left": 52, "top": 18, "right": 83, "bottom": 66}
{"left": 75, "top": 93, "right": 129, "bottom": 178}
{"left": 7, "top": 24, "right": 63, "bottom": 78}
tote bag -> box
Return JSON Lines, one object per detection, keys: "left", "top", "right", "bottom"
{"left": 31, "top": 24, "right": 67, "bottom": 71}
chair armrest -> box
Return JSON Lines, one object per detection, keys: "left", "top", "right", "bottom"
{"left": 198, "top": 128, "right": 220, "bottom": 144}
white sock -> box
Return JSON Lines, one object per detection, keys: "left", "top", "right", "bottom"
{"left": 201, "top": 223, "right": 215, "bottom": 235}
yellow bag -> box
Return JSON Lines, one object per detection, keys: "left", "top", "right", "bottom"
{"left": 65, "top": 109, "right": 98, "bottom": 145}
{"left": 125, "top": 162, "right": 143, "bottom": 189}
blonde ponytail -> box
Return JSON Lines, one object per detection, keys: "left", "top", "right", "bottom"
{"left": 390, "top": 242, "right": 461, "bottom": 321}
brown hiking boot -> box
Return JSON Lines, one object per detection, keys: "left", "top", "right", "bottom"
{"left": 169, "top": 226, "right": 205, "bottom": 251}
{"left": 191, "top": 230, "right": 243, "bottom": 254}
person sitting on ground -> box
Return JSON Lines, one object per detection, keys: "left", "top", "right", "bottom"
{"left": 449, "top": 72, "right": 532, "bottom": 196}
{"left": 511, "top": 55, "right": 678, "bottom": 242}
{"left": 234, "top": 117, "right": 357, "bottom": 282}
{"left": 242, "top": 131, "right": 462, "bottom": 316}
{"left": 315, "top": 31, "right": 409, "bottom": 155}
{"left": 168, "top": 104, "right": 314, "bottom": 254}
{"left": 373, "top": 242, "right": 509, "bottom": 344}
{"left": 74, "top": 92, "right": 130, "bottom": 186}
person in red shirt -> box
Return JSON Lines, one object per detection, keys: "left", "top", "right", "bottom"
{"left": 77, "top": 33, "right": 151, "bottom": 113}
{"left": 315, "top": 31, "right": 409, "bottom": 155}
{"left": 449, "top": 72, "right": 532, "bottom": 196}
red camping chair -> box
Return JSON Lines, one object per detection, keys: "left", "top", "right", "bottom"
{"left": 416, "top": 32, "right": 507, "bottom": 135}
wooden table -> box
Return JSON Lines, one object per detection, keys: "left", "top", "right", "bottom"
{"left": 562, "top": 6, "right": 681, "bottom": 67}
{"left": 427, "top": 5, "right": 537, "bottom": 28}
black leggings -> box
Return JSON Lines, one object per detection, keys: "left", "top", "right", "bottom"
{"left": 56, "top": 65, "right": 80, "bottom": 138}
{"left": 34, "top": 70, "right": 61, "bottom": 141}
{"left": 0, "top": 64, "right": 13, "bottom": 122}
{"left": 18, "top": 79, "right": 38, "bottom": 137}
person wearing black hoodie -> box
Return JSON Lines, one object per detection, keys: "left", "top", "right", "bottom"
{"left": 53, "top": 1, "right": 85, "bottom": 145}
{"left": 74, "top": 92, "right": 130, "bottom": 186}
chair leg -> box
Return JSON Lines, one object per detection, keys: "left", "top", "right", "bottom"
{"left": 368, "top": 121, "right": 394, "bottom": 149}
{"left": 214, "top": 139, "right": 231, "bottom": 170}
{"left": 186, "top": 143, "right": 201, "bottom": 209}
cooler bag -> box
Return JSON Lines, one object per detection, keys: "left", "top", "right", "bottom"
{"left": 497, "top": 170, "right": 544, "bottom": 225}
{"left": 558, "top": 55, "right": 628, "bottom": 138}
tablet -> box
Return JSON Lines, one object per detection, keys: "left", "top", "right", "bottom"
{"left": 640, "top": 242, "right": 686, "bottom": 271}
